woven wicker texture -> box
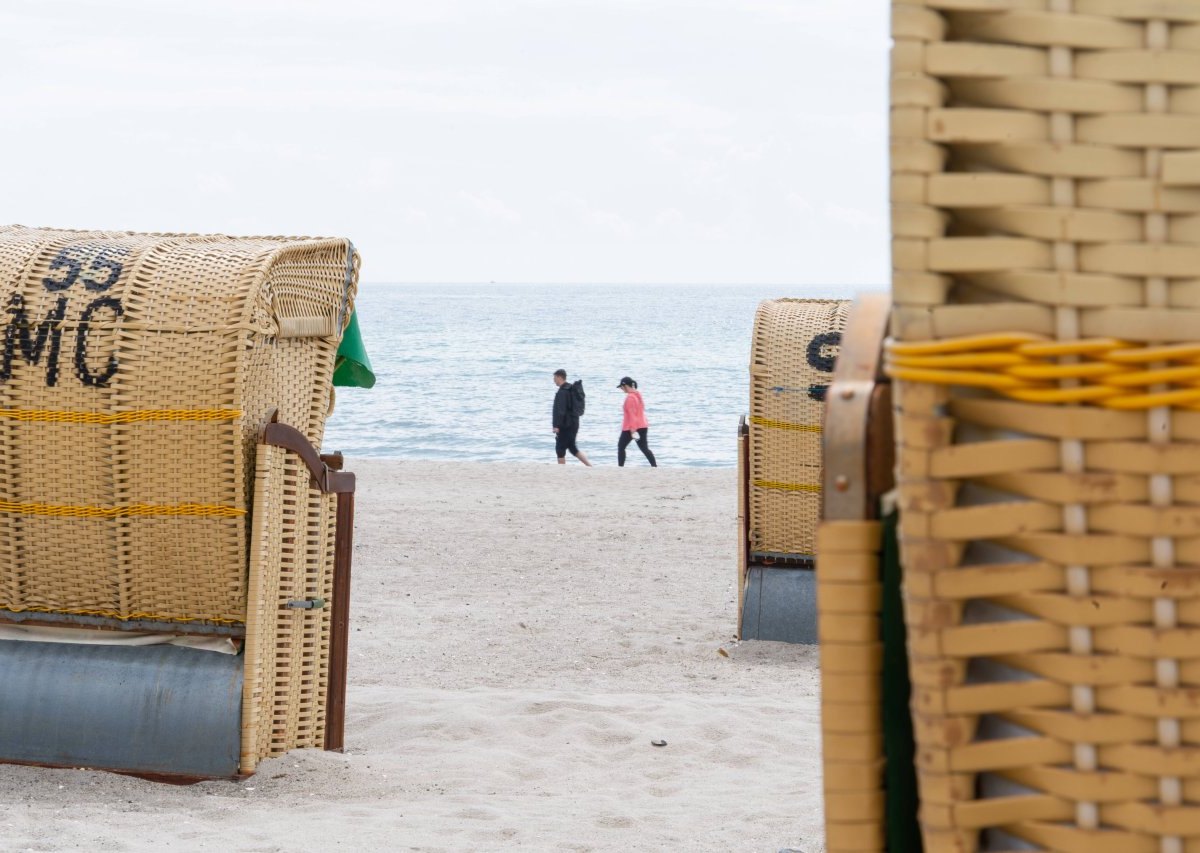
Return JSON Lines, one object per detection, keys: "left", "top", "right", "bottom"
{"left": 892, "top": 2, "right": 1200, "bottom": 850}
{"left": 242, "top": 445, "right": 336, "bottom": 773}
{"left": 748, "top": 299, "right": 849, "bottom": 556}
{"left": 817, "top": 520, "right": 887, "bottom": 853}
{"left": 889, "top": 334, "right": 1200, "bottom": 408}
{"left": 0, "top": 225, "right": 357, "bottom": 627}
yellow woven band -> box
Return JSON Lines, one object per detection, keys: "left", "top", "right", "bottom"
{"left": 886, "top": 336, "right": 1200, "bottom": 410}
{"left": 1, "top": 604, "right": 242, "bottom": 626}
{"left": 753, "top": 479, "right": 822, "bottom": 493}
{"left": 750, "top": 416, "right": 823, "bottom": 432}
{"left": 0, "top": 501, "right": 245, "bottom": 518}
{"left": 0, "top": 408, "right": 242, "bottom": 424}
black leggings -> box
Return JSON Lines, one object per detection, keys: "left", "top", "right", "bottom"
{"left": 618, "top": 428, "right": 657, "bottom": 467}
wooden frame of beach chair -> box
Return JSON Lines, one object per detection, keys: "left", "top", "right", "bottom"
{"left": 0, "top": 226, "right": 359, "bottom": 781}
{"left": 888, "top": 3, "right": 1200, "bottom": 850}
{"left": 817, "top": 292, "right": 901, "bottom": 853}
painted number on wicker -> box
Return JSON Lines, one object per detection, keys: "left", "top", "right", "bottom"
{"left": 43, "top": 245, "right": 127, "bottom": 293}
{"left": 805, "top": 331, "right": 842, "bottom": 402}
{"left": 0, "top": 245, "right": 128, "bottom": 388}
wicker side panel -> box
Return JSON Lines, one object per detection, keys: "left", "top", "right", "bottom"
{"left": 0, "top": 234, "right": 255, "bottom": 624}
{"left": 240, "top": 337, "right": 338, "bottom": 457}
{"left": 0, "top": 231, "right": 78, "bottom": 614}
{"left": 242, "top": 444, "right": 284, "bottom": 774}
{"left": 891, "top": 3, "right": 1200, "bottom": 851}
{"left": 817, "top": 521, "right": 885, "bottom": 853}
{"left": 748, "top": 299, "right": 849, "bottom": 556}
{"left": 241, "top": 445, "right": 336, "bottom": 773}
{"left": 264, "top": 239, "right": 359, "bottom": 339}
{"left": 0, "top": 227, "right": 355, "bottom": 626}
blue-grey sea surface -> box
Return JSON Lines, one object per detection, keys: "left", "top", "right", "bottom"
{"left": 324, "top": 283, "right": 857, "bottom": 467}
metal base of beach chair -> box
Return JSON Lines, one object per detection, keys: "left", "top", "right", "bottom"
{"left": 0, "top": 641, "right": 244, "bottom": 779}
{"left": 740, "top": 565, "right": 818, "bottom": 644}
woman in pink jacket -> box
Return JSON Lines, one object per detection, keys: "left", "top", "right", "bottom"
{"left": 616, "top": 376, "right": 657, "bottom": 467}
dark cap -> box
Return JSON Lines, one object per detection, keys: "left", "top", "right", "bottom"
{"left": 617, "top": 376, "right": 635, "bottom": 388}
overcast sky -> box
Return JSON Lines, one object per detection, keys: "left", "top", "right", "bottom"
{"left": 1, "top": 0, "right": 889, "bottom": 285}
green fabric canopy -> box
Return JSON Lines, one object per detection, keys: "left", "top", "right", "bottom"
{"left": 333, "top": 311, "right": 375, "bottom": 389}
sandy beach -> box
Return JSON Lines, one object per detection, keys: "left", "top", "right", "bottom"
{"left": 1, "top": 460, "right": 822, "bottom": 852}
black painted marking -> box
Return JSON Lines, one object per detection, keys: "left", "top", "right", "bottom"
{"left": 806, "top": 331, "right": 842, "bottom": 374}
{"left": 74, "top": 296, "right": 124, "bottom": 387}
{"left": 83, "top": 247, "right": 125, "bottom": 291}
{"left": 0, "top": 295, "right": 20, "bottom": 382}
{"left": 0, "top": 294, "right": 69, "bottom": 386}
{"left": 42, "top": 249, "right": 82, "bottom": 291}
{"left": 43, "top": 245, "right": 127, "bottom": 293}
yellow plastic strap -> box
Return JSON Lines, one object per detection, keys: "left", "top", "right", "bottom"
{"left": 886, "top": 334, "right": 1200, "bottom": 410}
{"left": 1100, "top": 388, "right": 1200, "bottom": 410}
{"left": 887, "top": 365, "right": 1031, "bottom": 390}
{"left": 0, "top": 501, "right": 245, "bottom": 518}
{"left": 1006, "top": 385, "right": 1121, "bottom": 404}
{"left": 889, "top": 353, "right": 1030, "bottom": 369}
{"left": 0, "top": 603, "right": 242, "bottom": 625}
{"left": 1007, "top": 362, "right": 1122, "bottom": 381}
{"left": 1015, "top": 338, "right": 1128, "bottom": 357}
{"left": 1102, "top": 365, "right": 1200, "bottom": 388}
{"left": 0, "top": 408, "right": 243, "bottom": 424}
{"left": 1106, "top": 343, "right": 1200, "bottom": 364}
{"left": 749, "top": 416, "right": 822, "bottom": 432}
{"left": 886, "top": 332, "right": 1044, "bottom": 356}
{"left": 753, "top": 479, "right": 822, "bottom": 493}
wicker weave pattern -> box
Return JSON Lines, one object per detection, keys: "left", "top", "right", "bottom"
{"left": 0, "top": 225, "right": 356, "bottom": 626}
{"left": 242, "top": 445, "right": 336, "bottom": 773}
{"left": 889, "top": 334, "right": 1200, "bottom": 408}
{"left": 893, "top": 3, "right": 1200, "bottom": 850}
{"left": 817, "top": 520, "right": 886, "bottom": 853}
{"left": 748, "top": 299, "right": 849, "bottom": 556}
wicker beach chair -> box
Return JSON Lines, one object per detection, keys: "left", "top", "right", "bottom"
{"left": 880, "top": 2, "right": 1200, "bottom": 850}
{"left": 739, "top": 298, "right": 849, "bottom": 642}
{"left": 0, "top": 225, "right": 359, "bottom": 780}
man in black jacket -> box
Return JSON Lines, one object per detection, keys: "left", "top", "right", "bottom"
{"left": 552, "top": 369, "right": 592, "bottom": 466}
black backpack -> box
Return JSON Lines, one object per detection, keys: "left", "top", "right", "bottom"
{"left": 568, "top": 380, "right": 586, "bottom": 417}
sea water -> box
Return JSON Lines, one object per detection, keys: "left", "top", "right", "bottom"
{"left": 323, "top": 283, "right": 858, "bottom": 467}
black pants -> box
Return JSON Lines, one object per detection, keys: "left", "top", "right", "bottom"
{"left": 556, "top": 426, "right": 581, "bottom": 459}
{"left": 618, "top": 428, "right": 656, "bottom": 467}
